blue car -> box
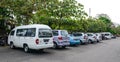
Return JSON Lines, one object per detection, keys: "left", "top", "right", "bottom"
{"left": 69, "top": 34, "right": 80, "bottom": 46}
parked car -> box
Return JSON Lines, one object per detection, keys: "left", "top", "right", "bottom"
{"left": 87, "top": 33, "right": 97, "bottom": 43}
{"left": 95, "top": 33, "right": 102, "bottom": 42}
{"left": 101, "top": 32, "right": 112, "bottom": 40}
{"left": 0, "top": 37, "right": 5, "bottom": 46}
{"left": 72, "top": 32, "right": 88, "bottom": 44}
{"left": 0, "top": 35, "right": 8, "bottom": 46}
{"left": 52, "top": 30, "right": 70, "bottom": 48}
{"left": 69, "top": 34, "right": 80, "bottom": 46}
{"left": 101, "top": 34, "right": 106, "bottom": 40}
{"left": 111, "top": 34, "right": 116, "bottom": 39}
{"left": 8, "top": 24, "right": 54, "bottom": 53}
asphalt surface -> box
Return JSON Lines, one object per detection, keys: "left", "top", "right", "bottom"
{"left": 0, "top": 38, "right": 120, "bottom": 62}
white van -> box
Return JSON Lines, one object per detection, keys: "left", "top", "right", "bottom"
{"left": 8, "top": 24, "right": 53, "bottom": 52}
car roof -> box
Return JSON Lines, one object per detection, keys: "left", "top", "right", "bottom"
{"left": 13, "top": 24, "right": 51, "bottom": 30}
{"left": 52, "top": 30, "right": 67, "bottom": 31}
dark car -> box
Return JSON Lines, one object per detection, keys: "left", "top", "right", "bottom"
{"left": 0, "top": 35, "right": 7, "bottom": 46}
{"left": 0, "top": 37, "right": 5, "bottom": 46}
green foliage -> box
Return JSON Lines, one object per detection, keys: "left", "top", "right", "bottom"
{"left": 0, "top": 0, "right": 120, "bottom": 36}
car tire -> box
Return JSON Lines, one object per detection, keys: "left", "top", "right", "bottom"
{"left": 39, "top": 49, "right": 44, "bottom": 52}
{"left": 24, "top": 45, "right": 29, "bottom": 53}
{"left": 97, "top": 40, "right": 100, "bottom": 43}
{"left": 80, "top": 40, "right": 83, "bottom": 45}
{"left": 10, "top": 42, "right": 15, "bottom": 49}
{"left": 88, "top": 40, "right": 93, "bottom": 44}
{"left": 62, "top": 46, "right": 66, "bottom": 48}
{"left": 53, "top": 42, "right": 58, "bottom": 49}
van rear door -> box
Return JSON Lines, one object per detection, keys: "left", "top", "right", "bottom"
{"left": 38, "top": 29, "right": 53, "bottom": 45}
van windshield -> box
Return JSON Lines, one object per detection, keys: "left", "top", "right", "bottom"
{"left": 38, "top": 29, "right": 53, "bottom": 38}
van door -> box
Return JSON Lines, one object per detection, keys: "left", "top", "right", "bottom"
{"left": 24, "top": 28, "right": 36, "bottom": 47}
{"left": 8, "top": 30, "right": 15, "bottom": 44}
{"left": 38, "top": 29, "right": 53, "bottom": 45}
{"left": 16, "top": 29, "right": 26, "bottom": 47}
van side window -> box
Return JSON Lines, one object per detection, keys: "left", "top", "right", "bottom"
{"left": 16, "top": 29, "right": 26, "bottom": 36}
{"left": 16, "top": 28, "right": 36, "bottom": 37}
{"left": 25, "top": 28, "right": 36, "bottom": 37}
{"left": 10, "top": 30, "right": 15, "bottom": 36}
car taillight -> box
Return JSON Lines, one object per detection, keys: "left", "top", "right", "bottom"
{"left": 67, "top": 37, "right": 70, "bottom": 40}
{"left": 93, "top": 36, "right": 96, "bottom": 39}
{"left": 35, "top": 39, "right": 39, "bottom": 44}
{"left": 58, "top": 36, "right": 63, "bottom": 40}
{"left": 84, "top": 35, "right": 87, "bottom": 39}
{"left": 53, "top": 38, "right": 54, "bottom": 40}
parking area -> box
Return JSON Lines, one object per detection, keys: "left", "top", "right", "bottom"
{"left": 0, "top": 38, "right": 120, "bottom": 62}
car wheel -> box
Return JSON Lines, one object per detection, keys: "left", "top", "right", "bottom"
{"left": 88, "top": 40, "right": 93, "bottom": 44}
{"left": 80, "top": 40, "right": 83, "bottom": 45}
{"left": 97, "top": 40, "right": 100, "bottom": 43}
{"left": 62, "top": 46, "right": 66, "bottom": 48}
{"left": 39, "top": 49, "right": 44, "bottom": 52}
{"left": 24, "top": 45, "right": 29, "bottom": 53}
{"left": 53, "top": 42, "right": 58, "bottom": 49}
{"left": 10, "top": 42, "right": 15, "bottom": 49}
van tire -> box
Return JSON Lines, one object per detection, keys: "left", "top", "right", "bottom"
{"left": 23, "top": 44, "right": 29, "bottom": 53}
{"left": 10, "top": 42, "right": 15, "bottom": 49}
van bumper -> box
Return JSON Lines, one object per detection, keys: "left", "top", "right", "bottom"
{"left": 29, "top": 44, "right": 54, "bottom": 50}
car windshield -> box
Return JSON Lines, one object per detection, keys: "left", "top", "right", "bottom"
{"left": 87, "top": 34, "right": 93, "bottom": 36}
{"left": 105, "top": 34, "right": 110, "bottom": 36}
{"left": 52, "top": 31, "right": 58, "bottom": 36}
{"left": 73, "top": 33, "right": 82, "bottom": 36}
{"left": 61, "top": 30, "right": 68, "bottom": 36}
{"left": 38, "top": 29, "right": 52, "bottom": 38}
{"left": 95, "top": 34, "right": 98, "bottom": 36}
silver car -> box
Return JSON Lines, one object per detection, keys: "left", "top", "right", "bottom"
{"left": 101, "top": 32, "right": 112, "bottom": 40}
{"left": 95, "top": 33, "right": 102, "bottom": 42}
{"left": 87, "top": 33, "right": 97, "bottom": 43}
{"left": 72, "top": 32, "right": 88, "bottom": 44}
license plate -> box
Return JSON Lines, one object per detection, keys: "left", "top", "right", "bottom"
{"left": 44, "top": 39, "right": 49, "bottom": 42}
{"left": 45, "top": 43, "right": 48, "bottom": 44}
{"left": 64, "top": 41, "right": 68, "bottom": 42}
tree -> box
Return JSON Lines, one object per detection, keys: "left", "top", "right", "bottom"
{"left": 96, "top": 14, "right": 111, "bottom": 24}
{"left": 96, "top": 14, "right": 113, "bottom": 32}
{"left": 33, "top": 0, "right": 87, "bottom": 30}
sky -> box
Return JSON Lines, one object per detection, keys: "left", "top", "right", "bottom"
{"left": 77, "top": 0, "right": 120, "bottom": 24}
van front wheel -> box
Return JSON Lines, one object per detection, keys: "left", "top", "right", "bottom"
{"left": 24, "top": 45, "right": 29, "bottom": 53}
{"left": 10, "top": 42, "right": 15, "bottom": 49}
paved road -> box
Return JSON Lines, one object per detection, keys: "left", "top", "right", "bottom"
{"left": 0, "top": 38, "right": 120, "bottom": 62}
